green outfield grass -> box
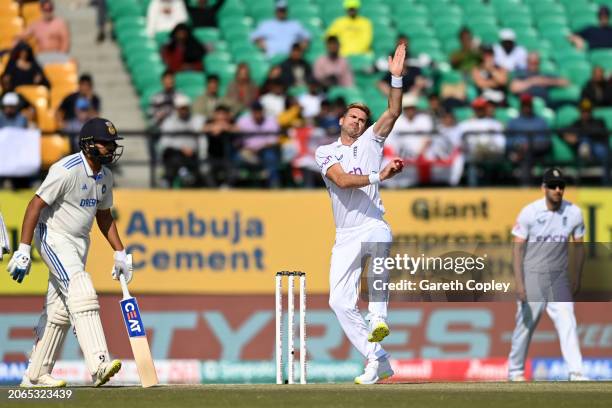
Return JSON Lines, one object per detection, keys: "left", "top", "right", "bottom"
{"left": 2, "top": 383, "right": 611, "bottom": 408}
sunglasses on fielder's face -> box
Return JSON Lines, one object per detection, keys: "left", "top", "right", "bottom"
{"left": 545, "top": 182, "right": 565, "bottom": 191}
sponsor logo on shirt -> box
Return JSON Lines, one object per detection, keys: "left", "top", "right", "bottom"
{"left": 535, "top": 235, "right": 568, "bottom": 242}
{"left": 335, "top": 155, "right": 343, "bottom": 161}
{"left": 319, "top": 155, "right": 332, "bottom": 169}
{"left": 80, "top": 199, "right": 98, "bottom": 207}
{"left": 348, "top": 167, "right": 363, "bottom": 175}
{"left": 81, "top": 184, "right": 88, "bottom": 190}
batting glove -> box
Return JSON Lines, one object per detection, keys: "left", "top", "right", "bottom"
{"left": 111, "top": 250, "right": 133, "bottom": 284}
{"left": 7, "top": 244, "right": 32, "bottom": 283}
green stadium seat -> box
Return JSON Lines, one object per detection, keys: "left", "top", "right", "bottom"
{"left": 287, "top": 0, "right": 314, "bottom": 6}
{"left": 555, "top": 105, "right": 580, "bottom": 128}
{"left": 194, "top": 28, "right": 220, "bottom": 44}
{"left": 552, "top": 48, "right": 588, "bottom": 65}
{"left": 108, "top": 0, "right": 141, "bottom": 21}
{"left": 219, "top": 16, "right": 253, "bottom": 32}
{"left": 494, "top": 107, "right": 519, "bottom": 125}
{"left": 204, "top": 53, "right": 232, "bottom": 76}
{"left": 298, "top": 17, "right": 323, "bottom": 34}
{"left": 372, "top": 31, "right": 396, "bottom": 55}
{"left": 133, "top": 70, "right": 162, "bottom": 94}
{"left": 113, "top": 16, "right": 145, "bottom": 32}
{"left": 561, "top": 61, "right": 592, "bottom": 88}
{"left": 455, "top": 0, "right": 483, "bottom": 8}
{"left": 245, "top": 61, "right": 270, "bottom": 86}
{"left": 589, "top": 50, "right": 612, "bottom": 71}
{"left": 217, "top": 1, "right": 246, "bottom": 19}
{"left": 594, "top": 108, "right": 612, "bottom": 130}
{"left": 550, "top": 135, "right": 576, "bottom": 162}
{"left": 570, "top": 17, "right": 598, "bottom": 33}
{"left": 116, "top": 29, "right": 149, "bottom": 47}
{"left": 565, "top": 2, "right": 597, "bottom": 15}
{"left": 453, "top": 106, "right": 473, "bottom": 122}
{"left": 471, "top": 24, "right": 499, "bottom": 45}
{"left": 177, "top": 84, "right": 205, "bottom": 100}
{"left": 549, "top": 85, "right": 581, "bottom": 105}
{"left": 394, "top": 5, "right": 427, "bottom": 21}
{"left": 206, "top": 63, "right": 237, "bottom": 82}
{"left": 288, "top": 4, "right": 320, "bottom": 20}
{"left": 427, "top": 4, "right": 462, "bottom": 20}
{"left": 154, "top": 31, "right": 171, "bottom": 48}
{"left": 327, "top": 86, "right": 364, "bottom": 103}
{"left": 411, "top": 38, "right": 441, "bottom": 55}
{"left": 347, "top": 54, "right": 375, "bottom": 74}
{"left": 594, "top": 0, "right": 612, "bottom": 7}
{"left": 121, "top": 40, "right": 157, "bottom": 60}
{"left": 501, "top": 17, "right": 532, "bottom": 32}
{"left": 534, "top": 9, "right": 567, "bottom": 22}
{"left": 536, "top": 17, "right": 568, "bottom": 32}
{"left": 175, "top": 71, "right": 205, "bottom": 88}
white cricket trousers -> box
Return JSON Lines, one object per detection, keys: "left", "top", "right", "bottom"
{"left": 328, "top": 219, "right": 392, "bottom": 362}
{"left": 508, "top": 301, "right": 583, "bottom": 378}
{"left": 32, "top": 223, "right": 89, "bottom": 340}
{"left": 34, "top": 223, "right": 89, "bottom": 298}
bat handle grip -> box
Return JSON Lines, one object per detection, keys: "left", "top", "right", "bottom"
{"left": 119, "top": 273, "right": 131, "bottom": 299}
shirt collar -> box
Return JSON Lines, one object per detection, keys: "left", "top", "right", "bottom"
{"left": 79, "top": 151, "right": 104, "bottom": 180}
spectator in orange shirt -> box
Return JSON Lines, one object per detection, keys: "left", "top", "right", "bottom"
{"left": 20, "top": 0, "right": 71, "bottom": 65}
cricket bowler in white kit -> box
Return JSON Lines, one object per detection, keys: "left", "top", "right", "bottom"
{"left": 315, "top": 42, "right": 406, "bottom": 384}
{"left": 7, "top": 118, "right": 134, "bottom": 387}
{"left": 508, "top": 168, "right": 588, "bottom": 381}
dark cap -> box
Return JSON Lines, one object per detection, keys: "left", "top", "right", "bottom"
{"left": 79, "top": 117, "right": 122, "bottom": 142}
{"left": 599, "top": 5, "right": 610, "bottom": 17}
{"left": 543, "top": 167, "right": 565, "bottom": 185}
{"left": 251, "top": 100, "right": 263, "bottom": 111}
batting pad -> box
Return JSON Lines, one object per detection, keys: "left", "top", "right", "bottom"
{"left": 67, "top": 272, "right": 110, "bottom": 375}
{"left": 27, "top": 299, "right": 70, "bottom": 380}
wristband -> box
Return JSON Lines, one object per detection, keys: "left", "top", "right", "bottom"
{"left": 369, "top": 173, "right": 381, "bottom": 185}
{"left": 391, "top": 75, "right": 403, "bottom": 88}
{"left": 18, "top": 243, "right": 31, "bottom": 253}
{"left": 114, "top": 249, "right": 127, "bottom": 261}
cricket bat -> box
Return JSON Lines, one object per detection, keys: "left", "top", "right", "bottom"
{"left": 118, "top": 256, "right": 159, "bottom": 388}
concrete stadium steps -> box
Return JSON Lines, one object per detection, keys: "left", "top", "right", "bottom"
{"left": 55, "top": 0, "right": 150, "bottom": 187}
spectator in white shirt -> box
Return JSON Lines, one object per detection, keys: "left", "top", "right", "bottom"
{"left": 158, "top": 94, "right": 206, "bottom": 187}
{"left": 260, "top": 79, "right": 287, "bottom": 118}
{"left": 458, "top": 97, "right": 505, "bottom": 161}
{"left": 493, "top": 29, "right": 527, "bottom": 73}
{"left": 147, "top": 0, "right": 188, "bottom": 38}
{"left": 386, "top": 94, "right": 433, "bottom": 159}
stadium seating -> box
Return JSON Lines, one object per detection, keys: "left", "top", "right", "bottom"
{"left": 102, "top": 0, "right": 612, "bottom": 150}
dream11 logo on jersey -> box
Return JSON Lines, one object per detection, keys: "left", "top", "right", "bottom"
{"left": 120, "top": 299, "right": 145, "bottom": 338}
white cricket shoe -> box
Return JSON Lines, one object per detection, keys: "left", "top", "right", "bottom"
{"left": 93, "top": 359, "right": 122, "bottom": 387}
{"left": 20, "top": 373, "right": 67, "bottom": 388}
{"left": 569, "top": 372, "right": 589, "bottom": 381}
{"left": 508, "top": 374, "right": 527, "bottom": 382}
{"left": 367, "top": 319, "right": 390, "bottom": 343}
{"left": 354, "top": 358, "right": 394, "bottom": 384}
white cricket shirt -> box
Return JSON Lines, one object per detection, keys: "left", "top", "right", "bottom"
{"left": 512, "top": 197, "right": 585, "bottom": 273}
{"left": 315, "top": 125, "right": 386, "bottom": 230}
{"left": 36, "top": 152, "right": 114, "bottom": 238}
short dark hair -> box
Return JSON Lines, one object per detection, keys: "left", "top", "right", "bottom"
{"left": 326, "top": 35, "right": 339, "bottom": 44}
{"left": 207, "top": 74, "right": 220, "bottom": 82}
{"left": 79, "top": 73, "right": 93, "bottom": 84}
{"left": 162, "top": 69, "right": 174, "bottom": 79}
{"left": 215, "top": 104, "right": 231, "bottom": 113}
{"left": 343, "top": 102, "right": 370, "bottom": 120}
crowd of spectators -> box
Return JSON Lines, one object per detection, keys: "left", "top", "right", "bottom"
{"left": 141, "top": 0, "right": 612, "bottom": 188}
{"left": 0, "top": 0, "right": 102, "bottom": 189}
